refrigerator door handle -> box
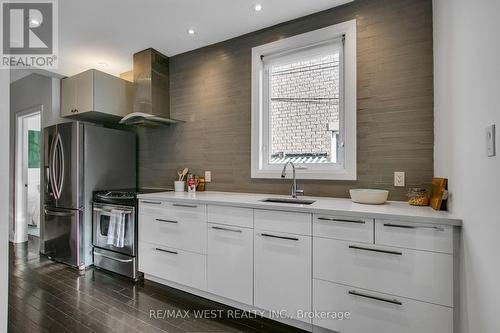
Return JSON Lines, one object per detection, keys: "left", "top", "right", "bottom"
{"left": 56, "top": 133, "right": 65, "bottom": 198}
{"left": 49, "top": 135, "right": 58, "bottom": 199}
{"left": 44, "top": 208, "right": 75, "bottom": 217}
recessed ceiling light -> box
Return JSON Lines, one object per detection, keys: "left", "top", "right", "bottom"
{"left": 254, "top": 4, "right": 263, "bottom": 11}
{"left": 187, "top": 28, "right": 196, "bottom": 35}
{"left": 98, "top": 62, "right": 108, "bottom": 67}
{"left": 30, "top": 19, "right": 40, "bottom": 27}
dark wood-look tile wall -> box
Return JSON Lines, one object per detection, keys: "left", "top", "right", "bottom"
{"left": 138, "top": 0, "right": 434, "bottom": 200}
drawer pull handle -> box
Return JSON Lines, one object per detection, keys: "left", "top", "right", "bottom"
{"left": 155, "top": 248, "right": 178, "bottom": 255}
{"left": 141, "top": 201, "right": 162, "bottom": 205}
{"left": 172, "top": 203, "right": 198, "bottom": 208}
{"left": 348, "top": 245, "right": 402, "bottom": 256}
{"left": 156, "top": 218, "right": 178, "bottom": 224}
{"left": 260, "top": 233, "right": 299, "bottom": 241}
{"left": 348, "top": 290, "right": 402, "bottom": 306}
{"left": 383, "top": 223, "right": 444, "bottom": 231}
{"left": 318, "top": 217, "right": 365, "bottom": 224}
{"left": 211, "top": 226, "right": 242, "bottom": 233}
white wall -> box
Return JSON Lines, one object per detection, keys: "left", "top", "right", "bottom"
{"left": 433, "top": 0, "right": 500, "bottom": 332}
{"left": 0, "top": 70, "right": 10, "bottom": 332}
{"left": 9, "top": 73, "right": 67, "bottom": 247}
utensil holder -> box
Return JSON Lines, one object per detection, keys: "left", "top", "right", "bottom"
{"left": 174, "top": 181, "right": 185, "bottom": 192}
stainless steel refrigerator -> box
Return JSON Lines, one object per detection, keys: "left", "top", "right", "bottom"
{"left": 43, "top": 122, "right": 136, "bottom": 269}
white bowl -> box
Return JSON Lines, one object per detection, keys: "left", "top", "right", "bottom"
{"left": 349, "top": 189, "right": 389, "bottom": 205}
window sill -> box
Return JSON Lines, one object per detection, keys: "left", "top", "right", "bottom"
{"left": 251, "top": 168, "right": 357, "bottom": 181}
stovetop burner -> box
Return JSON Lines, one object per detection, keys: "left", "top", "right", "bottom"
{"left": 93, "top": 188, "right": 174, "bottom": 205}
{"left": 95, "top": 191, "right": 136, "bottom": 200}
{"left": 93, "top": 190, "right": 138, "bottom": 205}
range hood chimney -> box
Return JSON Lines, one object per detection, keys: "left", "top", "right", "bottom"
{"left": 120, "top": 48, "right": 178, "bottom": 127}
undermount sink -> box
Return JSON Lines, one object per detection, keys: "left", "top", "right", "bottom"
{"left": 261, "top": 198, "right": 316, "bottom": 205}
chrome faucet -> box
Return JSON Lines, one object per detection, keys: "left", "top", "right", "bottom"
{"left": 281, "top": 162, "right": 304, "bottom": 198}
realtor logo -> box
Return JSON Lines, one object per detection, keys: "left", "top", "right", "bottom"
{"left": 1, "top": 0, "right": 58, "bottom": 68}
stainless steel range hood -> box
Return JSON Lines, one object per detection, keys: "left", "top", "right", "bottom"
{"left": 120, "top": 48, "right": 179, "bottom": 127}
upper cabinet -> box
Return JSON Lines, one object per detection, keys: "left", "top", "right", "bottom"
{"left": 61, "top": 69, "right": 132, "bottom": 123}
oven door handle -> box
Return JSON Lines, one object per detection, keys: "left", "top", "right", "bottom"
{"left": 93, "top": 207, "right": 134, "bottom": 215}
{"left": 94, "top": 251, "right": 134, "bottom": 263}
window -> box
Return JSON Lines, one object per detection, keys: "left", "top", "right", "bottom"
{"left": 251, "top": 20, "right": 356, "bottom": 180}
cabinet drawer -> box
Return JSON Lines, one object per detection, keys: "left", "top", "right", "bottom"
{"left": 313, "top": 279, "right": 453, "bottom": 333}
{"left": 139, "top": 213, "right": 206, "bottom": 254}
{"left": 139, "top": 241, "right": 206, "bottom": 291}
{"left": 207, "top": 223, "right": 253, "bottom": 305}
{"left": 313, "top": 214, "right": 373, "bottom": 243}
{"left": 140, "top": 200, "right": 206, "bottom": 220}
{"left": 139, "top": 199, "right": 167, "bottom": 215}
{"left": 375, "top": 220, "right": 453, "bottom": 253}
{"left": 254, "top": 230, "right": 311, "bottom": 323}
{"left": 254, "top": 209, "right": 311, "bottom": 236}
{"left": 208, "top": 205, "right": 253, "bottom": 228}
{"left": 313, "top": 237, "right": 453, "bottom": 306}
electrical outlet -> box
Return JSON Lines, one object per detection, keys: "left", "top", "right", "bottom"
{"left": 486, "top": 124, "right": 496, "bottom": 157}
{"left": 205, "top": 171, "right": 212, "bottom": 182}
{"left": 394, "top": 172, "right": 405, "bottom": 187}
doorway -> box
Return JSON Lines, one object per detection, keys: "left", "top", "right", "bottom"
{"left": 14, "top": 107, "right": 42, "bottom": 243}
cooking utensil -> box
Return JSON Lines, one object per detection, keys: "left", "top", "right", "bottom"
{"left": 180, "top": 168, "right": 189, "bottom": 181}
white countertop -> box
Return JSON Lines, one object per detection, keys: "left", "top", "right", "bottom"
{"left": 138, "top": 191, "right": 462, "bottom": 226}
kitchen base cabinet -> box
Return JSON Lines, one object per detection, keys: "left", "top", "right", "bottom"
{"left": 207, "top": 223, "right": 253, "bottom": 305}
{"left": 139, "top": 241, "right": 206, "bottom": 291}
{"left": 139, "top": 213, "right": 207, "bottom": 254}
{"left": 313, "top": 279, "right": 453, "bottom": 333}
{"left": 254, "top": 230, "right": 312, "bottom": 324}
{"left": 136, "top": 197, "right": 459, "bottom": 333}
{"left": 313, "top": 237, "right": 453, "bottom": 307}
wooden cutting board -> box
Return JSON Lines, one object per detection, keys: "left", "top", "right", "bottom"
{"left": 430, "top": 177, "right": 448, "bottom": 210}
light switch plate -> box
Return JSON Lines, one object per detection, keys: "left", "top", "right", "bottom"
{"left": 486, "top": 124, "right": 496, "bottom": 157}
{"left": 394, "top": 171, "right": 405, "bottom": 187}
{"left": 205, "top": 171, "right": 212, "bottom": 182}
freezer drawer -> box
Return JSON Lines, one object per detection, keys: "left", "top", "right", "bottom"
{"left": 43, "top": 207, "right": 84, "bottom": 268}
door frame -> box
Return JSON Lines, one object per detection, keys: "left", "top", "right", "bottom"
{"left": 13, "top": 105, "right": 42, "bottom": 243}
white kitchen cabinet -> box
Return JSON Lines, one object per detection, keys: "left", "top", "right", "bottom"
{"left": 254, "top": 229, "right": 312, "bottom": 324}
{"left": 139, "top": 213, "right": 207, "bottom": 254}
{"left": 313, "top": 214, "right": 374, "bottom": 243}
{"left": 254, "top": 209, "right": 311, "bottom": 236}
{"left": 207, "top": 223, "right": 253, "bottom": 305}
{"left": 313, "top": 237, "right": 453, "bottom": 307}
{"left": 139, "top": 241, "right": 206, "bottom": 291}
{"left": 136, "top": 194, "right": 459, "bottom": 333}
{"left": 208, "top": 205, "right": 253, "bottom": 228}
{"left": 139, "top": 201, "right": 207, "bottom": 254}
{"left": 375, "top": 219, "right": 454, "bottom": 254}
{"left": 313, "top": 279, "right": 453, "bottom": 333}
{"left": 61, "top": 69, "right": 132, "bottom": 121}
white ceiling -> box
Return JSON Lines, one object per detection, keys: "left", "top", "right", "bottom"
{"left": 57, "top": 0, "right": 352, "bottom": 77}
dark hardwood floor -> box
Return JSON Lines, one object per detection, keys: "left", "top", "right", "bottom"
{"left": 8, "top": 238, "right": 306, "bottom": 333}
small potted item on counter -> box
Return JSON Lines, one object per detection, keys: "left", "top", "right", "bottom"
{"left": 197, "top": 176, "right": 205, "bottom": 192}
{"left": 407, "top": 188, "right": 430, "bottom": 206}
{"left": 175, "top": 167, "right": 189, "bottom": 192}
{"left": 187, "top": 174, "right": 199, "bottom": 193}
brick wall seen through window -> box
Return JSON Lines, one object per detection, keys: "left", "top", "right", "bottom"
{"left": 270, "top": 52, "right": 340, "bottom": 163}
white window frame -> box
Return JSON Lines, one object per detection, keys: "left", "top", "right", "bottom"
{"left": 251, "top": 19, "right": 357, "bottom": 180}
